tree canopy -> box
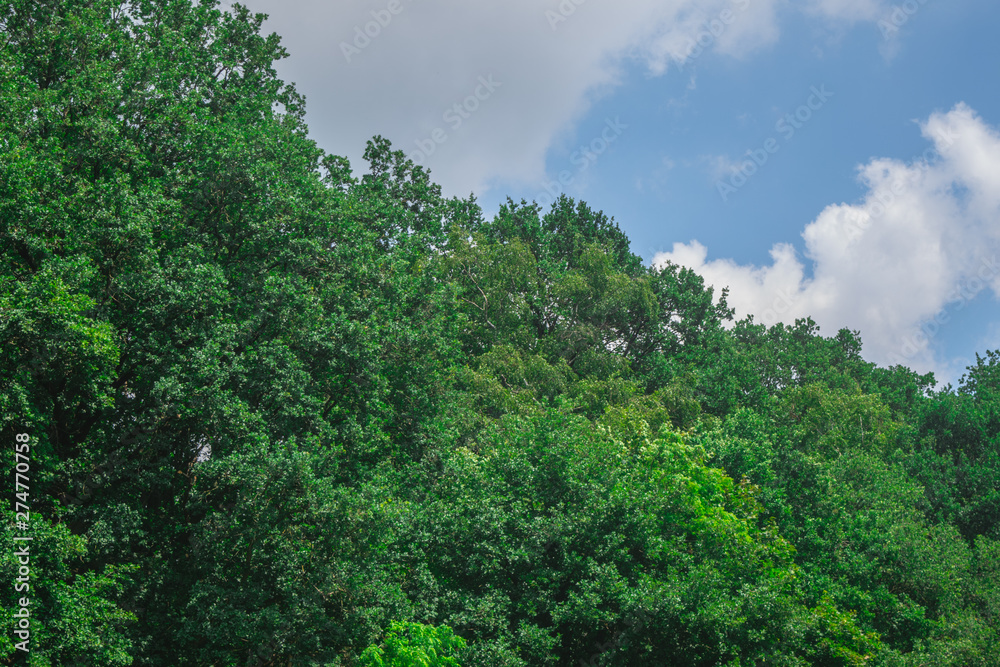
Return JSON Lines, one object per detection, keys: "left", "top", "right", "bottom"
{"left": 2, "top": 1, "right": 999, "bottom": 665}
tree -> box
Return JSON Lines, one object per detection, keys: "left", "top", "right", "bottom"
{"left": 359, "top": 622, "right": 467, "bottom": 667}
{"left": 3, "top": 0, "right": 999, "bottom": 664}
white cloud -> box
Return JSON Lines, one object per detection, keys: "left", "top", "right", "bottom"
{"left": 640, "top": 0, "right": 780, "bottom": 74}
{"left": 653, "top": 104, "right": 1000, "bottom": 383}
{"left": 807, "top": 0, "right": 930, "bottom": 61}
{"left": 238, "top": 0, "right": 782, "bottom": 197}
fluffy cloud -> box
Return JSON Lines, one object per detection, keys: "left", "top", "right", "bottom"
{"left": 654, "top": 104, "right": 1000, "bottom": 382}
{"left": 238, "top": 0, "right": 782, "bottom": 197}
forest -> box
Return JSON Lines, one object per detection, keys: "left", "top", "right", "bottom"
{"left": 1, "top": 1, "right": 998, "bottom": 665}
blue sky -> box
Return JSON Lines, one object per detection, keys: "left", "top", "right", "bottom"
{"left": 242, "top": 0, "right": 1000, "bottom": 386}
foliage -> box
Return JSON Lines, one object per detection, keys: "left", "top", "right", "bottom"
{"left": 2, "top": 1, "right": 999, "bottom": 665}
{"left": 0, "top": 510, "right": 136, "bottom": 666}
{"left": 359, "top": 622, "right": 467, "bottom": 667}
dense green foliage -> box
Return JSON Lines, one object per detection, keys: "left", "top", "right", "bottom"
{"left": 359, "top": 622, "right": 466, "bottom": 667}
{"left": 2, "top": 1, "right": 999, "bottom": 664}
